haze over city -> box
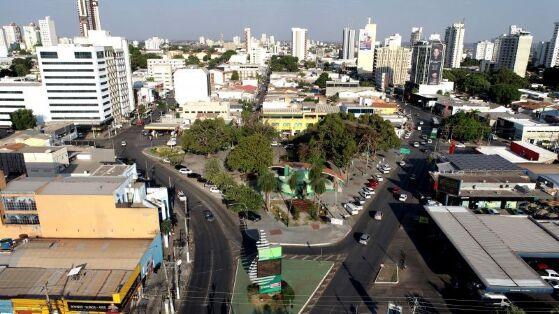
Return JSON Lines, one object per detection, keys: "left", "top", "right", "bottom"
{"left": 2, "top": 0, "right": 559, "bottom": 42}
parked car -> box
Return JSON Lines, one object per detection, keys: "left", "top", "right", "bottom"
{"left": 480, "top": 292, "right": 511, "bottom": 307}
{"left": 359, "top": 233, "right": 371, "bottom": 245}
{"left": 359, "top": 190, "right": 372, "bottom": 199}
{"left": 163, "top": 158, "right": 170, "bottom": 163}
{"left": 351, "top": 202, "right": 364, "bottom": 211}
{"left": 363, "top": 186, "right": 375, "bottom": 194}
{"left": 373, "top": 174, "right": 383, "bottom": 182}
{"left": 420, "top": 141, "right": 426, "bottom": 145}
{"left": 419, "top": 120, "right": 424, "bottom": 125}
{"left": 121, "top": 140, "right": 127, "bottom": 146}
{"left": 179, "top": 167, "right": 193, "bottom": 175}
{"left": 427, "top": 139, "right": 433, "bottom": 144}
{"left": 344, "top": 202, "right": 360, "bottom": 215}
{"left": 413, "top": 142, "right": 420, "bottom": 147}
{"left": 455, "top": 142, "right": 466, "bottom": 148}
{"left": 399, "top": 193, "right": 408, "bottom": 202}
{"left": 390, "top": 186, "right": 401, "bottom": 194}
{"left": 204, "top": 210, "right": 215, "bottom": 222}
{"left": 354, "top": 196, "right": 366, "bottom": 205}
{"left": 539, "top": 269, "right": 559, "bottom": 280}
{"left": 374, "top": 211, "right": 383, "bottom": 221}
{"left": 177, "top": 190, "right": 186, "bottom": 201}
{"left": 209, "top": 186, "right": 221, "bottom": 194}
{"left": 366, "top": 181, "right": 379, "bottom": 189}
{"left": 239, "top": 211, "right": 262, "bottom": 222}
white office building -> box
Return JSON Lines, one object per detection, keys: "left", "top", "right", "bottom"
{"left": 357, "top": 18, "right": 377, "bottom": 76}
{"left": 250, "top": 47, "right": 268, "bottom": 66}
{"left": 147, "top": 57, "right": 185, "bottom": 91}
{"left": 444, "top": 22, "right": 465, "bottom": 68}
{"left": 38, "top": 16, "right": 58, "bottom": 47}
{"left": 0, "top": 29, "right": 8, "bottom": 58}
{"left": 37, "top": 45, "right": 117, "bottom": 126}
{"left": 2, "top": 24, "right": 21, "bottom": 48}
{"left": 475, "top": 40, "right": 494, "bottom": 61}
{"left": 173, "top": 68, "right": 210, "bottom": 105}
{"left": 373, "top": 45, "right": 411, "bottom": 90}
{"left": 0, "top": 79, "right": 49, "bottom": 127}
{"left": 410, "top": 27, "right": 423, "bottom": 46}
{"left": 546, "top": 22, "right": 559, "bottom": 68}
{"left": 74, "top": 30, "right": 134, "bottom": 119}
{"left": 291, "top": 27, "right": 308, "bottom": 61}
{"left": 144, "top": 37, "right": 165, "bottom": 51}
{"left": 244, "top": 28, "right": 252, "bottom": 55}
{"left": 147, "top": 57, "right": 185, "bottom": 74}
{"left": 22, "top": 24, "right": 41, "bottom": 51}
{"left": 384, "top": 34, "right": 402, "bottom": 48}
{"left": 495, "top": 30, "right": 533, "bottom": 77}
{"left": 341, "top": 27, "right": 356, "bottom": 59}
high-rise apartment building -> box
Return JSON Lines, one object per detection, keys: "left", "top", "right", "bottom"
{"left": 341, "top": 27, "right": 356, "bottom": 59}
{"left": 77, "top": 0, "right": 101, "bottom": 36}
{"left": 410, "top": 38, "right": 445, "bottom": 85}
{"left": 384, "top": 34, "right": 402, "bottom": 48}
{"left": 373, "top": 44, "right": 411, "bottom": 90}
{"left": 244, "top": 27, "right": 252, "bottom": 53}
{"left": 147, "top": 57, "right": 186, "bottom": 91}
{"left": 475, "top": 40, "right": 494, "bottom": 61}
{"left": 495, "top": 30, "right": 533, "bottom": 77}
{"left": 74, "top": 30, "right": 134, "bottom": 120}
{"left": 0, "top": 29, "right": 8, "bottom": 58}
{"left": 38, "top": 16, "right": 58, "bottom": 47}
{"left": 145, "top": 36, "right": 165, "bottom": 51}
{"left": 410, "top": 27, "right": 423, "bottom": 46}
{"left": 357, "top": 18, "right": 377, "bottom": 76}
{"left": 291, "top": 27, "right": 308, "bottom": 61}
{"left": 22, "top": 23, "right": 41, "bottom": 51}
{"left": 2, "top": 23, "right": 21, "bottom": 48}
{"left": 545, "top": 22, "right": 559, "bottom": 68}
{"left": 444, "top": 22, "right": 465, "bottom": 68}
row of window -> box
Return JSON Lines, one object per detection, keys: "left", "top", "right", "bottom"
{"left": 50, "top": 103, "right": 99, "bottom": 107}
{"left": 48, "top": 96, "right": 98, "bottom": 100}
{"left": 0, "top": 98, "right": 24, "bottom": 101}
{"left": 46, "top": 83, "right": 96, "bottom": 86}
{"left": 47, "top": 90, "right": 97, "bottom": 93}
{"left": 2, "top": 197, "right": 37, "bottom": 211}
{"left": 44, "top": 76, "right": 95, "bottom": 79}
{"left": 43, "top": 69, "right": 94, "bottom": 72}
{"left": 0, "top": 91, "right": 23, "bottom": 94}
{"left": 51, "top": 110, "right": 100, "bottom": 113}
{"left": 42, "top": 61, "right": 93, "bottom": 65}
{"left": 52, "top": 116, "right": 100, "bottom": 120}
{"left": 0, "top": 105, "right": 24, "bottom": 108}
{"left": 3, "top": 214, "right": 40, "bottom": 225}
{"left": 75, "top": 51, "right": 92, "bottom": 59}
{"left": 101, "top": 88, "right": 108, "bottom": 92}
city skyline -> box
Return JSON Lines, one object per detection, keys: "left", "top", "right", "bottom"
{"left": 1, "top": 0, "right": 559, "bottom": 43}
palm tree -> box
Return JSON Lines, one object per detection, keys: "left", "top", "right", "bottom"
{"left": 311, "top": 175, "right": 327, "bottom": 208}
{"left": 257, "top": 170, "right": 276, "bottom": 211}
{"left": 288, "top": 171, "right": 299, "bottom": 212}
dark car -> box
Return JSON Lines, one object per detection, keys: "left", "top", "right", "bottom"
{"left": 239, "top": 211, "right": 262, "bottom": 222}
{"left": 197, "top": 177, "right": 208, "bottom": 183}
{"left": 187, "top": 172, "right": 201, "bottom": 179}
{"left": 204, "top": 210, "right": 215, "bottom": 222}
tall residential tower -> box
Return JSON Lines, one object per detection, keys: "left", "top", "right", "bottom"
{"left": 77, "top": 0, "right": 101, "bottom": 36}
{"left": 291, "top": 27, "right": 308, "bottom": 61}
{"left": 357, "top": 18, "right": 377, "bottom": 76}
{"left": 341, "top": 27, "right": 356, "bottom": 59}
{"left": 444, "top": 22, "right": 465, "bottom": 68}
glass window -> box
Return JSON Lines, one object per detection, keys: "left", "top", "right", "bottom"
{"left": 40, "top": 51, "right": 58, "bottom": 59}
{"left": 74, "top": 51, "right": 92, "bottom": 59}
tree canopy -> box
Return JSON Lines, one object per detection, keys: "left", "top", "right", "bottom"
{"left": 185, "top": 55, "right": 200, "bottom": 66}
{"left": 223, "top": 184, "right": 264, "bottom": 213}
{"left": 314, "top": 73, "right": 331, "bottom": 89}
{"left": 10, "top": 58, "right": 33, "bottom": 77}
{"left": 180, "top": 118, "right": 233, "bottom": 155}
{"left": 231, "top": 70, "right": 240, "bottom": 81}
{"left": 441, "top": 111, "right": 491, "bottom": 142}
{"left": 489, "top": 84, "right": 522, "bottom": 104}
{"left": 10, "top": 109, "right": 37, "bottom": 130}
{"left": 129, "top": 45, "right": 161, "bottom": 71}
{"left": 269, "top": 55, "right": 299, "bottom": 72}
{"left": 226, "top": 134, "right": 273, "bottom": 173}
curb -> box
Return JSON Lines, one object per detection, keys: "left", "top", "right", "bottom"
{"left": 299, "top": 262, "right": 335, "bottom": 314}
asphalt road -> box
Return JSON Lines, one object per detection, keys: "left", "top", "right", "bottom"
{"left": 106, "top": 127, "right": 241, "bottom": 314}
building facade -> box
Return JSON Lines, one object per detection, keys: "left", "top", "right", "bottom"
{"left": 475, "top": 40, "right": 494, "bottom": 61}
{"left": 173, "top": 68, "right": 210, "bottom": 105}
{"left": 373, "top": 45, "right": 411, "bottom": 90}
{"left": 410, "top": 27, "right": 422, "bottom": 46}
{"left": 0, "top": 81, "right": 49, "bottom": 128}
{"left": 291, "top": 27, "right": 308, "bottom": 61}
{"left": 38, "top": 16, "right": 58, "bottom": 47}
{"left": 22, "top": 24, "right": 40, "bottom": 52}
{"left": 546, "top": 22, "right": 559, "bottom": 68}
{"left": 410, "top": 39, "right": 445, "bottom": 85}
{"left": 444, "top": 22, "right": 465, "bottom": 68}
{"left": 357, "top": 19, "right": 377, "bottom": 76}
{"left": 341, "top": 27, "right": 355, "bottom": 59}
{"left": 76, "top": 0, "right": 101, "bottom": 37}
{"left": 495, "top": 30, "right": 533, "bottom": 77}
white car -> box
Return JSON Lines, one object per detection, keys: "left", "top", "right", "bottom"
{"left": 419, "top": 121, "right": 424, "bottom": 125}
{"left": 374, "top": 211, "right": 383, "bottom": 221}
{"left": 177, "top": 190, "right": 186, "bottom": 201}
{"left": 167, "top": 138, "right": 177, "bottom": 146}
{"left": 427, "top": 139, "right": 433, "bottom": 144}
{"left": 163, "top": 158, "right": 170, "bottom": 163}
{"left": 379, "top": 167, "right": 390, "bottom": 174}
{"left": 360, "top": 190, "right": 372, "bottom": 199}
{"left": 121, "top": 140, "right": 127, "bottom": 147}
{"left": 399, "top": 160, "right": 406, "bottom": 166}
{"left": 351, "top": 202, "right": 364, "bottom": 211}
{"left": 209, "top": 186, "right": 221, "bottom": 194}
{"left": 399, "top": 193, "right": 408, "bottom": 202}
{"left": 344, "top": 202, "right": 360, "bottom": 215}
{"left": 540, "top": 269, "right": 559, "bottom": 280}
{"left": 455, "top": 142, "right": 466, "bottom": 148}
{"left": 546, "top": 279, "right": 559, "bottom": 290}
{"left": 413, "top": 142, "right": 420, "bottom": 147}
{"left": 179, "top": 167, "right": 192, "bottom": 175}
{"left": 359, "top": 233, "right": 371, "bottom": 245}
{"left": 374, "top": 174, "right": 384, "bottom": 182}
{"left": 363, "top": 186, "right": 375, "bottom": 194}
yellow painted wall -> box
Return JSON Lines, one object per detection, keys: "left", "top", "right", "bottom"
{"left": 0, "top": 223, "right": 41, "bottom": 238}
{"left": 262, "top": 114, "right": 321, "bottom": 134}
{"left": 373, "top": 106, "right": 398, "bottom": 115}
{"left": 34, "top": 194, "right": 160, "bottom": 238}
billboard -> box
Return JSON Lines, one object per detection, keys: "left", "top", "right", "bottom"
{"left": 438, "top": 176, "right": 461, "bottom": 195}
{"left": 428, "top": 42, "right": 444, "bottom": 85}
{"left": 359, "top": 29, "right": 373, "bottom": 51}
{"left": 259, "top": 275, "right": 282, "bottom": 294}
{"left": 258, "top": 246, "right": 282, "bottom": 261}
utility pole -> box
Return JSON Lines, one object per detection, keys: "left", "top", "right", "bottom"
{"left": 44, "top": 282, "right": 53, "bottom": 313}
{"left": 173, "top": 248, "right": 181, "bottom": 300}
{"left": 184, "top": 217, "right": 191, "bottom": 263}
{"left": 162, "top": 262, "right": 175, "bottom": 314}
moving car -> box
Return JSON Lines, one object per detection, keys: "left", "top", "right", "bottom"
{"left": 399, "top": 160, "right": 406, "bottom": 166}
{"left": 399, "top": 193, "right": 408, "bottom": 202}
{"left": 179, "top": 167, "right": 193, "bottom": 175}
{"left": 359, "top": 233, "right": 371, "bottom": 245}
{"left": 374, "top": 211, "right": 383, "bottom": 221}
{"left": 413, "top": 142, "right": 420, "bottom": 147}
{"left": 177, "top": 190, "right": 186, "bottom": 201}
{"left": 427, "top": 139, "right": 433, "bottom": 144}
{"left": 209, "top": 186, "right": 221, "bottom": 194}
{"left": 204, "top": 210, "right": 215, "bottom": 222}
{"left": 121, "top": 140, "right": 127, "bottom": 146}
{"left": 420, "top": 141, "right": 426, "bottom": 145}
{"left": 546, "top": 279, "right": 559, "bottom": 290}
{"left": 455, "top": 142, "right": 466, "bottom": 148}
{"left": 390, "top": 186, "right": 401, "bottom": 194}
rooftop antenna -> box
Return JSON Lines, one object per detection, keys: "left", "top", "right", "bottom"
{"left": 367, "top": 17, "right": 371, "bottom": 24}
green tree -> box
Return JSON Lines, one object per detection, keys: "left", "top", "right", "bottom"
{"left": 269, "top": 55, "right": 299, "bottom": 72}
{"left": 10, "top": 109, "right": 36, "bottom": 130}
{"left": 172, "top": 55, "right": 184, "bottom": 59}
{"left": 314, "top": 73, "right": 331, "bottom": 89}
{"left": 181, "top": 118, "right": 233, "bottom": 155}
{"left": 226, "top": 134, "right": 273, "bottom": 173}
{"left": 9, "top": 58, "right": 33, "bottom": 77}
{"left": 241, "top": 119, "right": 278, "bottom": 142}
{"left": 460, "top": 57, "right": 480, "bottom": 67}
{"left": 257, "top": 170, "right": 277, "bottom": 210}
{"left": 224, "top": 184, "right": 264, "bottom": 213}
{"left": 128, "top": 45, "right": 161, "bottom": 71}
{"left": 489, "top": 68, "right": 528, "bottom": 88}
{"left": 441, "top": 111, "right": 491, "bottom": 142}
{"left": 160, "top": 219, "right": 172, "bottom": 234}
{"left": 488, "top": 84, "right": 521, "bottom": 104}
{"left": 203, "top": 54, "right": 211, "bottom": 62}
{"left": 186, "top": 55, "right": 200, "bottom": 66}
{"left": 463, "top": 73, "right": 491, "bottom": 95}
{"left": 309, "top": 164, "right": 327, "bottom": 207}
{"left": 231, "top": 70, "right": 240, "bottom": 81}
{"left": 288, "top": 172, "right": 299, "bottom": 214}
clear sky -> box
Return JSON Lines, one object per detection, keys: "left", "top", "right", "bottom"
{"left": 2, "top": 0, "right": 558, "bottom": 43}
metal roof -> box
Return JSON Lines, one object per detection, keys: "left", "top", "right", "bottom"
{"left": 445, "top": 154, "right": 522, "bottom": 172}
{"left": 425, "top": 206, "right": 553, "bottom": 293}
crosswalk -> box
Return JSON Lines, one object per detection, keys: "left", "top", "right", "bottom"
{"left": 283, "top": 253, "right": 346, "bottom": 262}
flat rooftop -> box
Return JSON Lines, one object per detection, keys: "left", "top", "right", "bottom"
{"left": 39, "top": 176, "right": 126, "bottom": 195}
{"left": 425, "top": 206, "right": 555, "bottom": 293}
{"left": 442, "top": 154, "right": 522, "bottom": 172}
{"left": 0, "top": 238, "right": 152, "bottom": 299}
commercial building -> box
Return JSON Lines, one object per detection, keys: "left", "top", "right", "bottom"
{"left": 173, "top": 68, "right": 210, "bottom": 105}
{"left": 77, "top": 0, "right": 101, "bottom": 37}
{"left": 147, "top": 57, "right": 186, "bottom": 91}
{"left": 475, "top": 40, "right": 494, "bottom": 61}
{"left": 357, "top": 18, "right": 377, "bottom": 76}
{"left": 74, "top": 30, "right": 135, "bottom": 121}
{"left": 37, "top": 45, "right": 116, "bottom": 126}
{"left": 244, "top": 27, "right": 252, "bottom": 56}
{"left": 410, "top": 27, "right": 422, "bottom": 46}
{"left": 341, "top": 27, "right": 356, "bottom": 59}
{"left": 546, "top": 22, "right": 559, "bottom": 68}
{"left": 147, "top": 57, "right": 186, "bottom": 75}
{"left": 444, "top": 22, "right": 465, "bottom": 68}
{"left": 22, "top": 24, "right": 40, "bottom": 52}
{"left": 2, "top": 24, "right": 21, "bottom": 48}
{"left": 180, "top": 101, "right": 231, "bottom": 124}
{"left": 373, "top": 44, "right": 411, "bottom": 90}
{"left": 0, "top": 29, "right": 8, "bottom": 58}
{"left": 495, "top": 116, "right": 559, "bottom": 146}
{"left": 475, "top": 141, "right": 557, "bottom": 164}
{"left": 38, "top": 16, "right": 58, "bottom": 47}
{"left": 144, "top": 36, "right": 165, "bottom": 51}
{"left": 0, "top": 236, "right": 163, "bottom": 313}
{"left": 340, "top": 100, "right": 398, "bottom": 117}
{"left": 495, "top": 29, "right": 533, "bottom": 77}
{"left": 291, "top": 27, "right": 308, "bottom": 61}
{"left": 262, "top": 103, "right": 339, "bottom": 136}
{"left": 410, "top": 38, "right": 445, "bottom": 85}
{"left": 425, "top": 206, "right": 557, "bottom": 294}
{"left": 0, "top": 79, "right": 49, "bottom": 127}
{"left": 0, "top": 175, "right": 163, "bottom": 239}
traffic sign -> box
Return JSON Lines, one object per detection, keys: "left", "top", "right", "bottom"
{"left": 399, "top": 148, "right": 411, "bottom": 155}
